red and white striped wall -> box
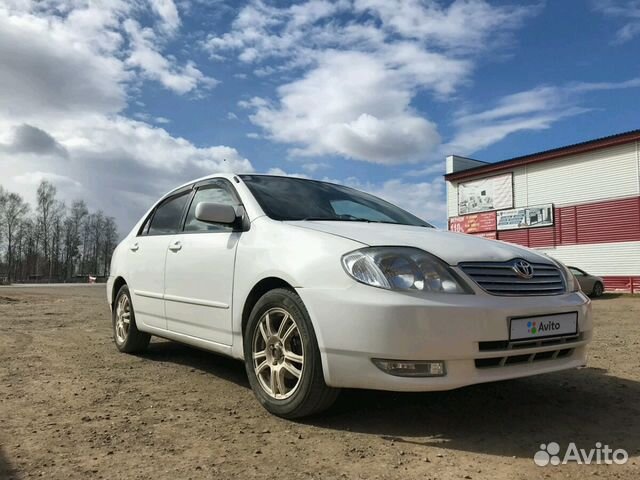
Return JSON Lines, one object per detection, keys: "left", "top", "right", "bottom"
{"left": 458, "top": 196, "right": 640, "bottom": 293}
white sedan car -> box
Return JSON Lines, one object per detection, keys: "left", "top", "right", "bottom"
{"left": 107, "top": 174, "right": 592, "bottom": 418}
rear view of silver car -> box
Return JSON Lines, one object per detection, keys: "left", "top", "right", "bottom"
{"left": 569, "top": 266, "right": 605, "bottom": 297}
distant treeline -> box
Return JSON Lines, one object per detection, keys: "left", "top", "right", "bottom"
{"left": 0, "top": 181, "right": 118, "bottom": 284}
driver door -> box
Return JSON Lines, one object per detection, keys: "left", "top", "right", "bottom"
{"left": 163, "top": 179, "right": 243, "bottom": 346}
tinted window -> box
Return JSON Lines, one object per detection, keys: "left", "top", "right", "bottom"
{"left": 569, "top": 267, "right": 585, "bottom": 276}
{"left": 184, "top": 182, "right": 237, "bottom": 232}
{"left": 240, "top": 175, "right": 432, "bottom": 227}
{"left": 148, "top": 192, "right": 190, "bottom": 235}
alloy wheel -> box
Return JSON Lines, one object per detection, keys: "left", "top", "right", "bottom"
{"left": 252, "top": 307, "right": 305, "bottom": 400}
{"left": 115, "top": 294, "right": 131, "bottom": 344}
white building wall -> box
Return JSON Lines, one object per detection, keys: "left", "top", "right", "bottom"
{"left": 512, "top": 166, "right": 528, "bottom": 207}
{"left": 538, "top": 241, "right": 640, "bottom": 277}
{"left": 525, "top": 142, "right": 639, "bottom": 206}
{"left": 446, "top": 141, "right": 640, "bottom": 216}
{"left": 446, "top": 181, "right": 458, "bottom": 218}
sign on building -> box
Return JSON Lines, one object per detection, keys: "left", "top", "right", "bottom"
{"left": 458, "top": 173, "right": 513, "bottom": 214}
{"left": 449, "top": 211, "right": 497, "bottom": 234}
{"left": 497, "top": 204, "right": 554, "bottom": 231}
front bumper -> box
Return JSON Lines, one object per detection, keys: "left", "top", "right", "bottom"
{"left": 298, "top": 285, "right": 592, "bottom": 391}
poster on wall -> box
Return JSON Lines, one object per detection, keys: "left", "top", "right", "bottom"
{"left": 448, "top": 211, "right": 497, "bottom": 234}
{"left": 497, "top": 204, "right": 554, "bottom": 231}
{"left": 458, "top": 173, "right": 513, "bottom": 215}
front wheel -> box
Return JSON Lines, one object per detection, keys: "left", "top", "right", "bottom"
{"left": 592, "top": 282, "right": 604, "bottom": 298}
{"left": 243, "top": 288, "right": 339, "bottom": 419}
{"left": 112, "top": 285, "right": 151, "bottom": 353}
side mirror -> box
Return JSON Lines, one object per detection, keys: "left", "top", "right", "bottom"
{"left": 195, "top": 202, "right": 238, "bottom": 224}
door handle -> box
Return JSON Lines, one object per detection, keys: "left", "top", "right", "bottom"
{"left": 130, "top": 242, "right": 139, "bottom": 252}
{"left": 168, "top": 241, "right": 182, "bottom": 252}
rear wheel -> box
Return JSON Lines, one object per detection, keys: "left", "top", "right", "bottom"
{"left": 112, "top": 285, "right": 151, "bottom": 353}
{"left": 244, "top": 288, "right": 339, "bottom": 419}
{"left": 592, "top": 282, "right": 604, "bottom": 298}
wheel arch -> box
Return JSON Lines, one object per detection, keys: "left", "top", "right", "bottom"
{"left": 241, "top": 277, "right": 295, "bottom": 336}
{"left": 111, "top": 276, "right": 128, "bottom": 307}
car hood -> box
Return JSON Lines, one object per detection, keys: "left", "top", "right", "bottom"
{"left": 285, "top": 221, "right": 554, "bottom": 266}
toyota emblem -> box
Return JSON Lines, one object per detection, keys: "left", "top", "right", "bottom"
{"left": 512, "top": 259, "right": 534, "bottom": 279}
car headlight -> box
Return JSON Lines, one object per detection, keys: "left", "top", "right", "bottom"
{"left": 342, "top": 247, "right": 469, "bottom": 293}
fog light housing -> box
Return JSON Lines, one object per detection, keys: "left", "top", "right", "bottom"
{"left": 372, "top": 359, "right": 446, "bottom": 377}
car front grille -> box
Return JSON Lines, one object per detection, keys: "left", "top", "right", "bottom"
{"left": 459, "top": 260, "right": 565, "bottom": 296}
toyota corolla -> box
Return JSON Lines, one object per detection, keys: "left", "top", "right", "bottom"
{"left": 107, "top": 174, "right": 592, "bottom": 418}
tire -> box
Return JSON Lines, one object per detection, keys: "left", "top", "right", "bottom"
{"left": 592, "top": 282, "right": 604, "bottom": 298}
{"left": 112, "top": 285, "right": 151, "bottom": 353}
{"left": 243, "top": 288, "right": 339, "bottom": 419}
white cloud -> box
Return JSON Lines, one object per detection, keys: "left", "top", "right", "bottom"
{"left": 209, "top": 0, "right": 531, "bottom": 166}
{"left": 248, "top": 51, "right": 445, "bottom": 164}
{"left": 0, "top": 1, "right": 250, "bottom": 231}
{"left": 124, "top": 19, "right": 217, "bottom": 95}
{"left": 448, "top": 79, "right": 640, "bottom": 155}
{"left": 592, "top": 0, "right": 640, "bottom": 43}
{"left": 13, "top": 171, "right": 81, "bottom": 189}
{"left": 1, "top": 115, "right": 253, "bottom": 230}
{"left": 0, "top": 5, "right": 128, "bottom": 121}
{"left": 150, "top": 0, "right": 181, "bottom": 35}
{"left": 354, "top": 0, "right": 535, "bottom": 51}
{"left": 301, "top": 162, "right": 330, "bottom": 173}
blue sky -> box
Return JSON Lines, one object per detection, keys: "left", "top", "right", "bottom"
{"left": 1, "top": 0, "right": 639, "bottom": 231}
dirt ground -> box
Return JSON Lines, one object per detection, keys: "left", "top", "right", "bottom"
{"left": 0, "top": 286, "right": 639, "bottom": 480}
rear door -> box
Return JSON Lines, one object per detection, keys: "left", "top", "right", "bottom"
{"left": 163, "top": 179, "right": 243, "bottom": 346}
{"left": 127, "top": 189, "right": 192, "bottom": 331}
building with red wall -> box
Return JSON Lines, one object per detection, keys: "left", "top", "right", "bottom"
{"left": 445, "top": 129, "right": 640, "bottom": 293}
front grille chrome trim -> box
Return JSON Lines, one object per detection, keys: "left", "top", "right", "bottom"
{"left": 459, "top": 260, "right": 566, "bottom": 296}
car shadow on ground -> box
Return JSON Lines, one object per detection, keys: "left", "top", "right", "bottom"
{"left": 311, "top": 367, "right": 640, "bottom": 459}
{"left": 141, "top": 339, "right": 251, "bottom": 389}
{"left": 139, "top": 340, "right": 640, "bottom": 460}
{"left": 595, "top": 293, "right": 631, "bottom": 300}
{"left": 0, "top": 447, "right": 19, "bottom": 480}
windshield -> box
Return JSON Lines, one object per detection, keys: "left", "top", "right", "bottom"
{"left": 240, "top": 175, "right": 432, "bottom": 227}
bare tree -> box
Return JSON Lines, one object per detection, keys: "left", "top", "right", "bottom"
{"left": 0, "top": 182, "right": 118, "bottom": 283}
{"left": 36, "top": 181, "right": 57, "bottom": 280}
{"left": 2, "top": 193, "right": 29, "bottom": 282}
{"left": 102, "top": 216, "right": 118, "bottom": 276}
{"left": 50, "top": 201, "right": 66, "bottom": 279}
{"left": 63, "top": 200, "right": 88, "bottom": 279}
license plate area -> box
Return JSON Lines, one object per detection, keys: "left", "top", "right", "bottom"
{"left": 509, "top": 312, "right": 578, "bottom": 341}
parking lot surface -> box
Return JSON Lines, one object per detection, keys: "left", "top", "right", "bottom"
{"left": 1, "top": 286, "right": 639, "bottom": 479}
